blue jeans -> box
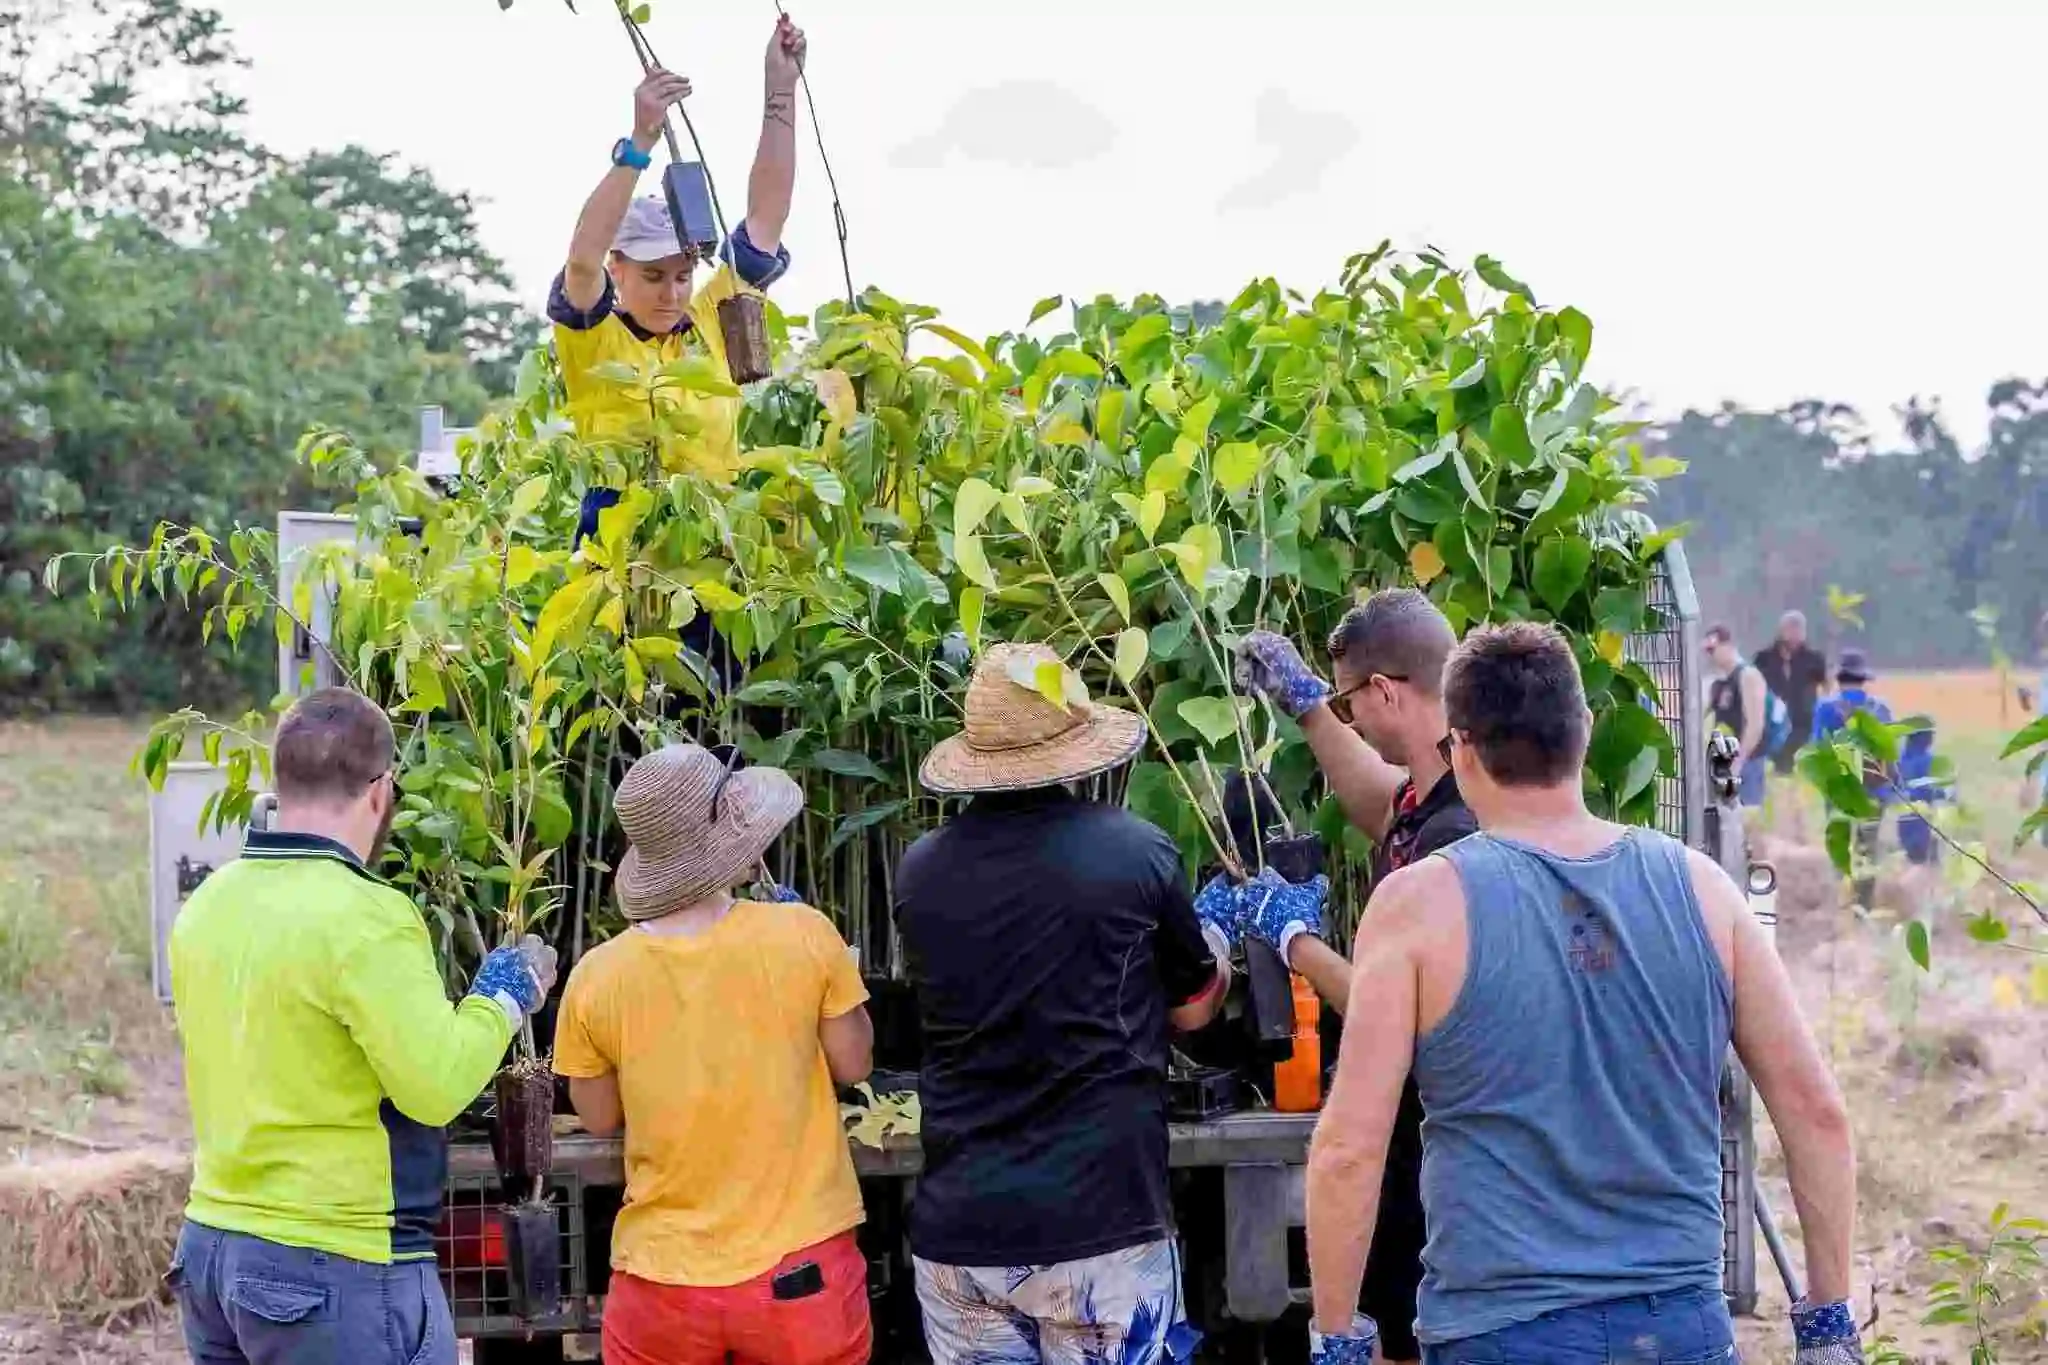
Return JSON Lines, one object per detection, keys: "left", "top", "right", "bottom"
{"left": 1738, "top": 756, "right": 1767, "bottom": 809}
{"left": 1423, "top": 1287, "right": 1737, "bottom": 1364}
{"left": 167, "top": 1220, "right": 455, "bottom": 1365}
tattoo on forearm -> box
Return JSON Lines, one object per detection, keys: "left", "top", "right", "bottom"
{"left": 765, "top": 91, "right": 796, "bottom": 129}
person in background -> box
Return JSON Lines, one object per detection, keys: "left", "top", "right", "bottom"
{"left": 1231, "top": 588, "right": 1477, "bottom": 1365}
{"left": 553, "top": 16, "right": 805, "bottom": 523}
{"left": 1813, "top": 650, "right": 1897, "bottom": 904}
{"left": 167, "top": 688, "right": 557, "bottom": 1365}
{"left": 894, "top": 643, "right": 1231, "bottom": 1365}
{"left": 1304, "top": 623, "right": 1861, "bottom": 1365}
{"left": 1756, "top": 610, "right": 1828, "bottom": 775}
{"left": 1707, "top": 624, "right": 1771, "bottom": 816}
{"left": 554, "top": 743, "right": 873, "bottom": 1365}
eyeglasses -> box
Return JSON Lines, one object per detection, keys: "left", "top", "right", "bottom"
{"left": 707, "top": 743, "right": 743, "bottom": 821}
{"left": 1328, "top": 673, "right": 1409, "bottom": 726}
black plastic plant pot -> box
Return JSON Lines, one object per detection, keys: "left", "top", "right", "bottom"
{"left": 500, "top": 1200, "right": 562, "bottom": 1322}
{"left": 718, "top": 293, "right": 772, "bottom": 385}
{"left": 1240, "top": 937, "right": 1298, "bottom": 1064}
{"left": 1264, "top": 832, "right": 1325, "bottom": 885}
{"left": 491, "top": 1065, "right": 554, "bottom": 1197}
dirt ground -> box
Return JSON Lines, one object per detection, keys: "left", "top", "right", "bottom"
{"left": 4, "top": 675, "right": 2046, "bottom": 1362}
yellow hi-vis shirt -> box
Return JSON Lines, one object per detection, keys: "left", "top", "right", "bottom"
{"left": 552, "top": 900, "right": 869, "bottom": 1288}
{"left": 547, "top": 223, "right": 790, "bottom": 484}
{"left": 171, "top": 831, "right": 514, "bottom": 1263}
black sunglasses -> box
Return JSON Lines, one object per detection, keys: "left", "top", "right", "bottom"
{"left": 1329, "top": 672, "right": 1410, "bottom": 726}
{"left": 707, "top": 743, "right": 743, "bottom": 821}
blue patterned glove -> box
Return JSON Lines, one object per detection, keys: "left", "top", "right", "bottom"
{"left": 468, "top": 935, "right": 558, "bottom": 1026}
{"left": 1239, "top": 868, "right": 1328, "bottom": 962}
{"left": 1194, "top": 874, "right": 1244, "bottom": 961}
{"left": 1791, "top": 1298, "right": 1863, "bottom": 1364}
{"left": 1309, "top": 1316, "right": 1379, "bottom": 1365}
{"left": 769, "top": 883, "right": 805, "bottom": 904}
{"left": 1235, "top": 631, "right": 1333, "bottom": 720}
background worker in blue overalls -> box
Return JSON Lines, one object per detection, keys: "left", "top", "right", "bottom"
{"left": 1812, "top": 649, "right": 1898, "bottom": 906}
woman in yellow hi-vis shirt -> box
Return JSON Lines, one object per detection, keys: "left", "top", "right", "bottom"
{"left": 550, "top": 14, "right": 806, "bottom": 542}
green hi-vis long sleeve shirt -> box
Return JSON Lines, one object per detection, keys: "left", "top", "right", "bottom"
{"left": 170, "top": 830, "right": 513, "bottom": 1263}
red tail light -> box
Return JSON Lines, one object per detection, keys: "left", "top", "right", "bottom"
{"left": 436, "top": 1203, "right": 507, "bottom": 1269}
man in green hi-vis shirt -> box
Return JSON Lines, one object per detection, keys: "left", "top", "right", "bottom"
{"left": 165, "top": 687, "right": 559, "bottom": 1365}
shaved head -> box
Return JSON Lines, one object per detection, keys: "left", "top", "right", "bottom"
{"left": 1326, "top": 589, "right": 1457, "bottom": 695}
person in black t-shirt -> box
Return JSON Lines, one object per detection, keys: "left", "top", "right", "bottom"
{"left": 1235, "top": 589, "right": 1476, "bottom": 1365}
{"left": 895, "top": 643, "right": 1233, "bottom": 1365}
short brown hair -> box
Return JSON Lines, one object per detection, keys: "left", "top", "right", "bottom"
{"left": 1443, "top": 622, "right": 1589, "bottom": 786}
{"left": 1705, "top": 624, "right": 1733, "bottom": 648}
{"left": 1325, "top": 588, "right": 1457, "bottom": 695}
{"left": 273, "top": 687, "right": 394, "bottom": 805}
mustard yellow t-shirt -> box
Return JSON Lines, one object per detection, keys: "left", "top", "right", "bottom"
{"left": 553, "top": 901, "right": 868, "bottom": 1288}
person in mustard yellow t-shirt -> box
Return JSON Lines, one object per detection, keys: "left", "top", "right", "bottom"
{"left": 550, "top": 14, "right": 805, "bottom": 520}
{"left": 554, "top": 742, "right": 873, "bottom": 1365}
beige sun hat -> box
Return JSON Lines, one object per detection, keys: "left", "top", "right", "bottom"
{"left": 613, "top": 743, "right": 804, "bottom": 921}
{"left": 920, "top": 642, "right": 1148, "bottom": 795}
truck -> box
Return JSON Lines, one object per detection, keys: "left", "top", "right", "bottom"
{"left": 149, "top": 431, "right": 1757, "bottom": 1363}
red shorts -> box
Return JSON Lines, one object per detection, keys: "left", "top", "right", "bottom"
{"left": 601, "top": 1232, "right": 872, "bottom": 1365}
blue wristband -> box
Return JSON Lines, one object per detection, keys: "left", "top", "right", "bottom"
{"left": 611, "top": 137, "right": 652, "bottom": 171}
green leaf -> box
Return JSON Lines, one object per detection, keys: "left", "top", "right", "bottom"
{"left": 1474, "top": 254, "right": 1532, "bottom": 298}
{"left": 843, "top": 546, "right": 901, "bottom": 594}
{"left": 1097, "top": 388, "right": 1129, "bottom": 447}
{"left": 1028, "top": 294, "right": 1064, "bottom": 326}
{"left": 828, "top": 801, "right": 906, "bottom": 855}
{"left": 1139, "top": 491, "right": 1167, "bottom": 542}
{"left": 1965, "top": 913, "right": 2009, "bottom": 944}
{"left": 1905, "top": 919, "right": 1931, "bottom": 971}
{"left": 1533, "top": 536, "right": 1594, "bottom": 613}
{"left": 923, "top": 322, "right": 996, "bottom": 376}
{"left": 1489, "top": 405, "right": 1536, "bottom": 466}
{"left": 1115, "top": 313, "right": 1172, "bottom": 366}
{"left": 630, "top": 3, "right": 651, "bottom": 21}
{"left": 734, "top": 680, "right": 806, "bottom": 706}
{"left": 1114, "top": 628, "right": 1149, "bottom": 684}
{"left": 1448, "top": 358, "right": 1488, "bottom": 390}
{"left": 1178, "top": 696, "right": 1246, "bottom": 748}
{"left": 1214, "top": 442, "right": 1263, "bottom": 494}
{"left": 959, "top": 586, "right": 985, "bottom": 649}
{"left": 1098, "top": 572, "right": 1132, "bottom": 624}
{"left": 1846, "top": 708, "right": 1902, "bottom": 764}
{"left": 1180, "top": 394, "right": 1221, "bottom": 443}
{"left": 809, "top": 748, "right": 891, "bottom": 782}
{"left": 510, "top": 475, "right": 551, "bottom": 520}
{"left": 1593, "top": 586, "right": 1646, "bottom": 635}
{"left": 2000, "top": 713, "right": 2048, "bottom": 760}
{"left": 954, "top": 530, "right": 997, "bottom": 591}
{"left": 1557, "top": 306, "right": 1593, "bottom": 370}
{"left": 1451, "top": 448, "right": 1488, "bottom": 508}
{"left": 954, "top": 477, "right": 1001, "bottom": 537}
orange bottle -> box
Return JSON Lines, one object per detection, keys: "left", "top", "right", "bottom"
{"left": 1272, "top": 973, "right": 1322, "bottom": 1112}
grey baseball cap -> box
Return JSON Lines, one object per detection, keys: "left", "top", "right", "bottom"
{"left": 612, "top": 196, "right": 697, "bottom": 263}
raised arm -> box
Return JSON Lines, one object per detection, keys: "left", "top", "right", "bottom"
{"left": 562, "top": 68, "right": 692, "bottom": 313}
{"left": 744, "top": 15, "right": 805, "bottom": 256}
{"left": 1237, "top": 632, "right": 1402, "bottom": 843}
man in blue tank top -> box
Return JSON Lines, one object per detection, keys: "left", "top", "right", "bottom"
{"left": 1303, "top": 622, "right": 1863, "bottom": 1365}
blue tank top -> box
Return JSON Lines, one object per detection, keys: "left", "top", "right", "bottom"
{"left": 1414, "top": 828, "right": 1734, "bottom": 1345}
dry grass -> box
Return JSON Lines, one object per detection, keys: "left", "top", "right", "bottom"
{"left": 0, "top": 1149, "right": 188, "bottom": 1317}
{"left": 1732, "top": 674, "right": 2048, "bottom": 1362}
{"left": 0, "top": 719, "right": 175, "bottom": 1150}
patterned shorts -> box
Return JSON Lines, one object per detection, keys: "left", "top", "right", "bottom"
{"left": 913, "top": 1238, "right": 1196, "bottom": 1365}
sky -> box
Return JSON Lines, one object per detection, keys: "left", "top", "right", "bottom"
{"left": 203, "top": 0, "right": 2045, "bottom": 448}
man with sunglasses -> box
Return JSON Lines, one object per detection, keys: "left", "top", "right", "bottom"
{"left": 166, "top": 688, "right": 557, "bottom": 1365}
{"left": 1234, "top": 588, "right": 1476, "bottom": 1365}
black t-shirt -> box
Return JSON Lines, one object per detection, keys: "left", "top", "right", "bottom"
{"left": 1360, "top": 769, "right": 1478, "bottom": 1359}
{"left": 893, "top": 787, "right": 1218, "bottom": 1266}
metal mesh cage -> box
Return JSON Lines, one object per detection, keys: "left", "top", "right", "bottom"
{"left": 438, "top": 1172, "right": 594, "bottom": 1338}
{"left": 1626, "top": 545, "right": 1758, "bottom": 1315}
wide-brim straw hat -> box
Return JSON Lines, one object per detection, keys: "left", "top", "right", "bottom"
{"left": 920, "top": 642, "right": 1148, "bottom": 795}
{"left": 613, "top": 743, "right": 804, "bottom": 920}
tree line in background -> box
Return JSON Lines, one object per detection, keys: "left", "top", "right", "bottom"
{"left": 1652, "top": 390, "right": 2048, "bottom": 669}
{"left": 3, "top": 0, "right": 2044, "bottom": 717}
{"left": 0, "top": 0, "right": 535, "bottom": 710}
